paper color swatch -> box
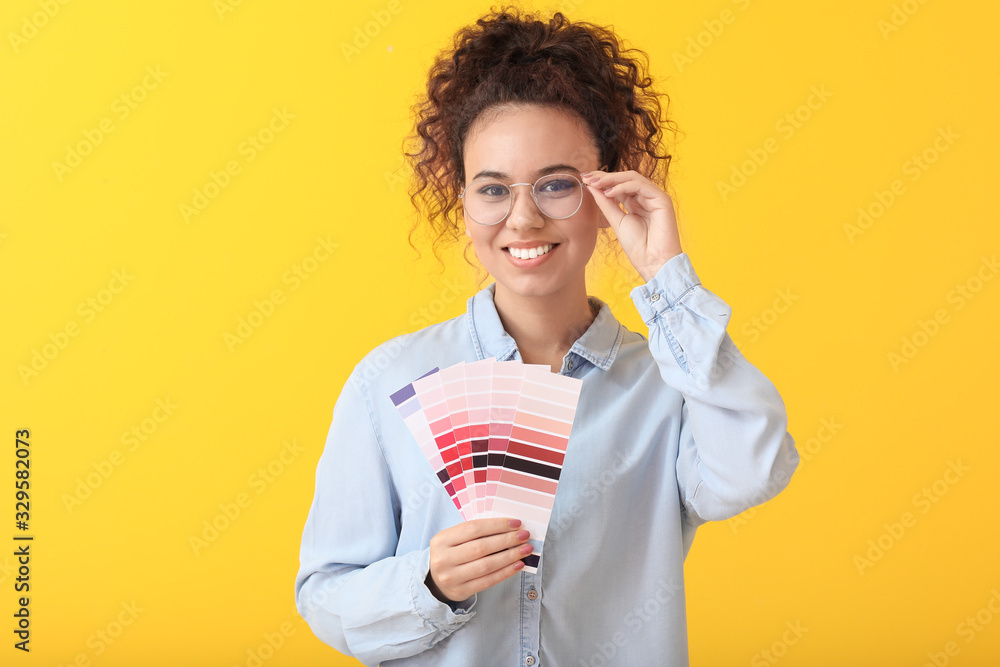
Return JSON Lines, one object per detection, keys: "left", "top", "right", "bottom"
{"left": 390, "top": 360, "right": 583, "bottom": 573}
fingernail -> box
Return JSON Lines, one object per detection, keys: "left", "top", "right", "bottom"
{"left": 517, "top": 530, "right": 530, "bottom": 540}
{"left": 520, "top": 544, "right": 534, "bottom": 555}
{"left": 508, "top": 519, "right": 521, "bottom": 528}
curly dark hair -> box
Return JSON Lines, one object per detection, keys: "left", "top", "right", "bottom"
{"left": 402, "top": 4, "right": 678, "bottom": 284}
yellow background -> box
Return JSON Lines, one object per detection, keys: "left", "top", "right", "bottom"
{"left": 2, "top": 0, "right": 998, "bottom": 664}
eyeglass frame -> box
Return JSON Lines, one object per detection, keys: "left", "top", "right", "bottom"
{"left": 458, "top": 165, "right": 609, "bottom": 226}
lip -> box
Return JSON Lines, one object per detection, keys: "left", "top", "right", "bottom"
{"left": 503, "top": 243, "right": 559, "bottom": 266}
{"left": 503, "top": 242, "right": 559, "bottom": 249}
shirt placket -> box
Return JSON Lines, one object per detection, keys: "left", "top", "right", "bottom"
{"left": 519, "top": 570, "right": 541, "bottom": 665}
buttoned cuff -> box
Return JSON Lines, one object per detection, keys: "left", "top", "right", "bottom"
{"left": 411, "top": 547, "right": 477, "bottom": 625}
{"left": 629, "top": 252, "right": 702, "bottom": 324}
{"left": 629, "top": 252, "right": 733, "bottom": 389}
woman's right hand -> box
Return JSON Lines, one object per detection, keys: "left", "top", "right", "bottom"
{"left": 425, "top": 518, "right": 533, "bottom": 603}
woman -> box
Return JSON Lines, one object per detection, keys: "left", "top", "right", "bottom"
{"left": 295, "top": 7, "right": 798, "bottom": 666}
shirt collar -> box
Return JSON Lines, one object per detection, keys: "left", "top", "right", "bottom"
{"left": 466, "top": 282, "right": 625, "bottom": 371}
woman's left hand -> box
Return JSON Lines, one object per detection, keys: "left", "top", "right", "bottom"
{"left": 581, "top": 170, "right": 682, "bottom": 282}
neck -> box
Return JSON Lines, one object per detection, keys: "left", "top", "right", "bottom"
{"left": 492, "top": 280, "right": 598, "bottom": 370}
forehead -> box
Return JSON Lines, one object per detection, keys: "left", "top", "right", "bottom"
{"left": 463, "top": 104, "right": 598, "bottom": 179}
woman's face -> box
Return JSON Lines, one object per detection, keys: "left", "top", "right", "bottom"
{"left": 461, "top": 104, "right": 607, "bottom": 302}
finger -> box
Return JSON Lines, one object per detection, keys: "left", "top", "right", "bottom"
{"left": 581, "top": 169, "right": 642, "bottom": 186}
{"left": 597, "top": 179, "right": 655, "bottom": 200}
{"left": 453, "top": 527, "right": 531, "bottom": 566}
{"left": 454, "top": 540, "right": 534, "bottom": 590}
{"left": 436, "top": 517, "right": 524, "bottom": 548}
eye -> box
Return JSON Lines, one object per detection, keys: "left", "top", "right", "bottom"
{"left": 476, "top": 182, "right": 509, "bottom": 198}
{"left": 539, "top": 178, "right": 577, "bottom": 195}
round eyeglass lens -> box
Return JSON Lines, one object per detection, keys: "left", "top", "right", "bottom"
{"left": 463, "top": 174, "right": 583, "bottom": 225}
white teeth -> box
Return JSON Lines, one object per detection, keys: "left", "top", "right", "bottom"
{"left": 509, "top": 244, "right": 554, "bottom": 259}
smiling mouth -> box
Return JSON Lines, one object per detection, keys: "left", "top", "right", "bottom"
{"left": 504, "top": 243, "right": 558, "bottom": 259}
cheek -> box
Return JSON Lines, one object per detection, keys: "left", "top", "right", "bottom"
{"left": 578, "top": 199, "right": 605, "bottom": 234}
{"left": 463, "top": 222, "right": 494, "bottom": 256}
{"left": 577, "top": 211, "right": 603, "bottom": 255}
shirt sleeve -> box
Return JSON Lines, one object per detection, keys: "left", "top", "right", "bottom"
{"left": 294, "top": 366, "right": 477, "bottom": 666}
{"left": 629, "top": 252, "right": 799, "bottom": 525}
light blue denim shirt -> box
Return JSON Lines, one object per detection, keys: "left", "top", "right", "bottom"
{"left": 295, "top": 252, "right": 799, "bottom": 666}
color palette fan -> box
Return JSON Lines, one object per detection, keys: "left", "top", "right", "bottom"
{"left": 389, "top": 359, "right": 583, "bottom": 573}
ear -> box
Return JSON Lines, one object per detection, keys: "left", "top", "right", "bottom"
{"left": 461, "top": 207, "right": 471, "bottom": 238}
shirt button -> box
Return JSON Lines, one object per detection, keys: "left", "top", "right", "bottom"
{"left": 527, "top": 589, "right": 538, "bottom": 600}
{"left": 525, "top": 656, "right": 536, "bottom": 666}
{"left": 567, "top": 360, "right": 574, "bottom": 370}
{"left": 650, "top": 293, "right": 660, "bottom": 302}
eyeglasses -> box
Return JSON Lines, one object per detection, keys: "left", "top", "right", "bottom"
{"left": 459, "top": 167, "right": 607, "bottom": 226}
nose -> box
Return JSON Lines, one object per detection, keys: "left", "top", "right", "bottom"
{"left": 504, "top": 183, "right": 545, "bottom": 231}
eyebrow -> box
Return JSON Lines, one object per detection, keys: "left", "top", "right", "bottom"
{"left": 470, "top": 164, "right": 581, "bottom": 181}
